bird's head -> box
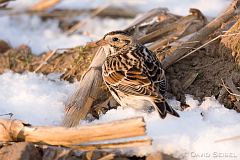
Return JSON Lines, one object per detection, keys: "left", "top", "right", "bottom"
{"left": 96, "top": 30, "right": 135, "bottom": 56}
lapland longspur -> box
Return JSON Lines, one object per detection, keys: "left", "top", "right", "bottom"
{"left": 97, "top": 30, "right": 179, "bottom": 118}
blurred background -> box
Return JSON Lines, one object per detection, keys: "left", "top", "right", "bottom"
{"left": 0, "top": 0, "right": 231, "bottom": 54}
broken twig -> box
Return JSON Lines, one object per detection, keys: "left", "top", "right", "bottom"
{"left": 0, "top": 117, "right": 151, "bottom": 150}
{"left": 34, "top": 50, "right": 57, "bottom": 73}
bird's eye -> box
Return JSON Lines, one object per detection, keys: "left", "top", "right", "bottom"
{"left": 112, "top": 37, "right": 119, "bottom": 42}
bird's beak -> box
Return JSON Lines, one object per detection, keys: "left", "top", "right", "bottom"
{"left": 96, "top": 39, "right": 108, "bottom": 46}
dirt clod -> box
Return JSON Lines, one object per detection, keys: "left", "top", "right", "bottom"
{"left": 0, "top": 40, "right": 11, "bottom": 53}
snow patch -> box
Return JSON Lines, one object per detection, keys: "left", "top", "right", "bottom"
{"left": 0, "top": 15, "right": 129, "bottom": 54}
{"left": 54, "top": 0, "right": 230, "bottom": 17}
{"left": 90, "top": 95, "right": 240, "bottom": 159}
{"left": 0, "top": 71, "right": 77, "bottom": 125}
{"left": 0, "top": 15, "right": 91, "bottom": 54}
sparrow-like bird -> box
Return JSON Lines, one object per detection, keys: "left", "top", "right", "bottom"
{"left": 98, "top": 30, "right": 179, "bottom": 118}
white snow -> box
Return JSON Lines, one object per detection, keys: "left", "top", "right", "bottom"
{"left": 7, "top": 0, "right": 39, "bottom": 10}
{"left": 8, "top": 0, "right": 230, "bottom": 17}
{"left": 0, "top": 15, "right": 91, "bottom": 54}
{"left": 81, "top": 17, "right": 132, "bottom": 38}
{"left": 91, "top": 95, "right": 240, "bottom": 160}
{"left": 1, "top": 72, "right": 239, "bottom": 160}
{"left": 0, "top": 14, "right": 130, "bottom": 54}
{"left": 54, "top": 0, "right": 230, "bottom": 17}
{"left": 0, "top": 71, "right": 77, "bottom": 125}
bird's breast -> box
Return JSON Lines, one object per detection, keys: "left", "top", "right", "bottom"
{"left": 118, "top": 94, "right": 154, "bottom": 110}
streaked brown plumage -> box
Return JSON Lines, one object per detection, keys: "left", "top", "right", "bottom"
{"left": 98, "top": 30, "right": 179, "bottom": 118}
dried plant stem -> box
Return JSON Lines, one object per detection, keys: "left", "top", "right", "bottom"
{"left": 215, "top": 135, "right": 240, "bottom": 143}
{"left": 177, "top": 31, "right": 240, "bottom": 62}
{"left": 221, "top": 78, "right": 240, "bottom": 98}
{"left": 0, "top": 117, "right": 150, "bottom": 150}
{"left": 97, "top": 153, "right": 115, "bottom": 160}
{"left": 162, "top": 0, "right": 240, "bottom": 69}
{"left": 29, "top": 0, "right": 60, "bottom": 12}
{"left": 70, "top": 139, "right": 152, "bottom": 150}
{"left": 34, "top": 50, "right": 57, "bottom": 73}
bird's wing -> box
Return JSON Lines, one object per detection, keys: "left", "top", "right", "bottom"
{"left": 103, "top": 63, "right": 168, "bottom": 116}
{"left": 139, "top": 46, "right": 167, "bottom": 94}
{"left": 103, "top": 45, "right": 167, "bottom": 95}
{"left": 103, "top": 64, "right": 162, "bottom": 99}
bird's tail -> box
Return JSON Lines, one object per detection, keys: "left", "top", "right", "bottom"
{"left": 154, "top": 100, "right": 180, "bottom": 119}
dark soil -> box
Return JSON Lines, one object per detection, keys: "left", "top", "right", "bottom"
{"left": 166, "top": 38, "right": 240, "bottom": 112}
{"left": 167, "top": 41, "right": 230, "bottom": 98}
{"left": 0, "top": 42, "right": 96, "bottom": 82}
